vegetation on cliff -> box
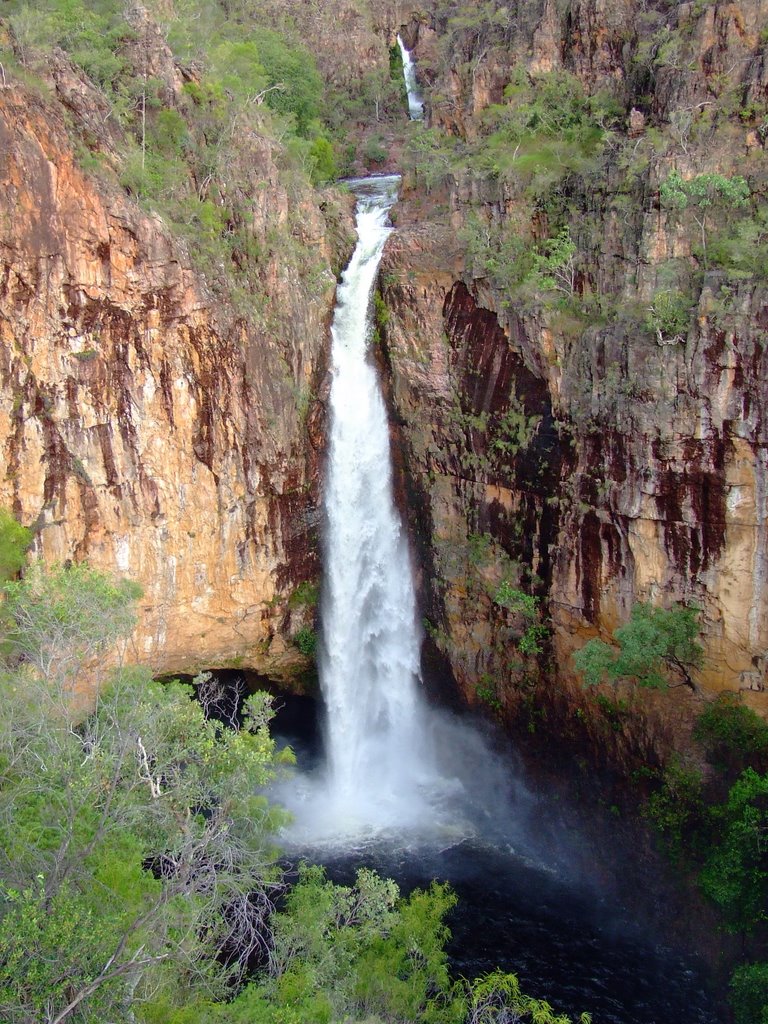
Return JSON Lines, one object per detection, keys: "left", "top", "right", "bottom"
{"left": 0, "top": 0, "right": 363, "bottom": 313}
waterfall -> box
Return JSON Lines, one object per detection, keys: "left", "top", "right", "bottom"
{"left": 275, "top": 179, "right": 523, "bottom": 847}
{"left": 397, "top": 34, "right": 424, "bottom": 121}
{"left": 314, "top": 174, "right": 436, "bottom": 832}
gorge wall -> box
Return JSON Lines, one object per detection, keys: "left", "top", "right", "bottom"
{"left": 0, "top": 15, "right": 362, "bottom": 682}
{"left": 2, "top": 0, "right": 768, "bottom": 772}
{"left": 378, "top": 0, "right": 768, "bottom": 765}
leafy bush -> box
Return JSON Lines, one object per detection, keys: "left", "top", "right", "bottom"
{"left": 292, "top": 626, "right": 317, "bottom": 658}
{"left": 731, "top": 962, "right": 768, "bottom": 1024}
{"left": 363, "top": 134, "right": 388, "bottom": 164}
{"left": 0, "top": 509, "right": 31, "bottom": 582}
{"left": 574, "top": 603, "right": 703, "bottom": 691}
{"left": 287, "top": 581, "right": 319, "bottom": 610}
{"left": 645, "top": 759, "right": 706, "bottom": 858}
{"left": 493, "top": 584, "right": 549, "bottom": 656}
{"left": 660, "top": 171, "right": 752, "bottom": 268}
{"left": 699, "top": 768, "right": 768, "bottom": 932}
{"left": 474, "top": 69, "right": 613, "bottom": 192}
{"left": 695, "top": 693, "right": 768, "bottom": 777}
{"left": 0, "top": 564, "right": 291, "bottom": 1023}
{"left": 645, "top": 288, "right": 691, "bottom": 343}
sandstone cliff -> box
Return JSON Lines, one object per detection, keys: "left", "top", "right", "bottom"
{"left": 0, "top": 56, "right": 351, "bottom": 681}
{"left": 379, "top": 0, "right": 768, "bottom": 764}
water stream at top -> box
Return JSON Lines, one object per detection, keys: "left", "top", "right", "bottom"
{"left": 397, "top": 34, "right": 424, "bottom": 120}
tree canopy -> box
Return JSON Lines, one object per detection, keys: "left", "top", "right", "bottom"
{"left": 0, "top": 558, "right": 591, "bottom": 1024}
{"left": 573, "top": 603, "right": 703, "bottom": 691}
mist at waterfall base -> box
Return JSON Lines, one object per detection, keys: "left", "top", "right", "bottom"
{"left": 271, "top": 695, "right": 717, "bottom": 1024}
{"left": 267, "top": 175, "right": 718, "bottom": 1023}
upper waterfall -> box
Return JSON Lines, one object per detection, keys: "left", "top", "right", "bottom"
{"left": 397, "top": 35, "right": 424, "bottom": 121}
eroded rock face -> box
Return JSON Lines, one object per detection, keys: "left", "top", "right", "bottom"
{"left": 380, "top": 0, "right": 768, "bottom": 764}
{"left": 0, "top": 82, "right": 350, "bottom": 681}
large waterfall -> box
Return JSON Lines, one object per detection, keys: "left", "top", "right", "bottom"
{"left": 319, "top": 175, "right": 432, "bottom": 823}
{"left": 278, "top": 175, "right": 451, "bottom": 840}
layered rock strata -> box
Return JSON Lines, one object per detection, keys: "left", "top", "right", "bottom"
{"left": 0, "top": 78, "right": 350, "bottom": 680}
{"left": 379, "top": 0, "right": 768, "bottom": 762}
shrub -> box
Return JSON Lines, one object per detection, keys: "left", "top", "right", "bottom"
{"left": 574, "top": 603, "right": 703, "bottom": 691}
{"left": 645, "top": 759, "right": 706, "bottom": 858}
{"left": 292, "top": 626, "right": 317, "bottom": 658}
{"left": 363, "top": 134, "right": 388, "bottom": 164}
{"left": 731, "top": 962, "right": 768, "bottom": 1024}
{"left": 0, "top": 509, "right": 31, "bottom": 582}
{"left": 695, "top": 693, "right": 768, "bottom": 777}
{"left": 645, "top": 288, "right": 691, "bottom": 343}
{"left": 699, "top": 769, "right": 768, "bottom": 931}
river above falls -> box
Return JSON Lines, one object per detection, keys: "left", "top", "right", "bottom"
{"left": 271, "top": 694, "right": 720, "bottom": 1024}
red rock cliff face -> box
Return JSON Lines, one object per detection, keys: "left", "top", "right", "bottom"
{"left": 0, "top": 81, "right": 349, "bottom": 682}
{"left": 380, "top": 0, "right": 768, "bottom": 763}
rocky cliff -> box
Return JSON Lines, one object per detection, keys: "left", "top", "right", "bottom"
{"left": 0, "top": 47, "right": 353, "bottom": 681}
{"left": 379, "top": 0, "right": 768, "bottom": 765}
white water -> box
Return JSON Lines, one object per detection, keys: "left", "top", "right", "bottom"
{"left": 397, "top": 34, "right": 424, "bottom": 121}
{"left": 320, "top": 174, "right": 432, "bottom": 818}
{"left": 271, "top": 179, "right": 574, "bottom": 871}
{"left": 273, "top": 177, "right": 442, "bottom": 840}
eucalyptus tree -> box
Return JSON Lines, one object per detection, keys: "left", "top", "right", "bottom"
{"left": 0, "top": 563, "right": 290, "bottom": 1024}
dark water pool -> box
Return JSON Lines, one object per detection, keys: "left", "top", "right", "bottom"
{"left": 272, "top": 695, "right": 721, "bottom": 1024}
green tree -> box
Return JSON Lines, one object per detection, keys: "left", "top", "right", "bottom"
{"left": 493, "top": 583, "right": 549, "bottom": 655}
{"left": 699, "top": 769, "right": 768, "bottom": 932}
{"left": 529, "top": 227, "right": 578, "bottom": 295}
{"left": 645, "top": 288, "right": 691, "bottom": 344}
{"left": 0, "top": 564, "right": 290, "bottom": 1024}
{"left": 573, "top": 603, "right": 703, "bottom": 691}
{"left": 464, "top": 969, "right": 592, "bottom": 1023}
{"left": 731, "top": 962, "right": 768, "bottom": 1024}
{"left": 2, "top": 561, "right": 142, "bottom": 692}
{"left": 695, "top": 693, "right": 768, "bottom": 779}
{"left": 660, "top": 171, "right": 751, "bottom": 268}
{"left": 0, "top": 510, "right": 31, "bottom": 582}
{"left": 645, "top": 758, "right": 706, "bottom": 859}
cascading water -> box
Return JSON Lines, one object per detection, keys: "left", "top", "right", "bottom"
{"left": 397, "top": 34, "right": 424, "bottom": 121}
{"left": 277, "top": 175, "right": 459, "bottom": 841}
{"left": 319, "top": 174, "right": 433, "bottom": 825}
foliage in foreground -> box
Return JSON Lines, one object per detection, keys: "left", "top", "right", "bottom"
{"left": 0, "top": 558, "right": 591, "bottom": 1024}
{"left": 644, "top": 696, "right": 768, "bottom": 1020}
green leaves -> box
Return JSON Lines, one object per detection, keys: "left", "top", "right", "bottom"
{"left": 660, "top": 170, "right": 750, "bottom": 211}
{"left": 493, "top": 585, "right": 549, "bottom": 656}
{"left": 291, "top": 625, "right": 317, "bottom": 657}
{"left": 645, "top": 288, "right": 691, "bottom": 344}
{"left": 0, "top": 510, "right": 31, "bottom": 583}
{"left": 464, "top": 968, "right": 592, "bottom": 1023}
{"left": 574, "top": 603, "right": 703, "bottom": 690}
{"left": 2, "top": 561, "right": 141, "bottom": 688}
{"left": 730, "top": 962, "right": 768, "bottom": 1024}
{"left": 699, "top": 769, "right": 768, "bottom": 931}
{"left": 242, "top": 866, "right": 460, "bottom": 1024}
{"left": 660, "top": 171, "right": 752, "bottom": 269}
{"left": 0, "top": 565, "right": 290, "bottom": 1024}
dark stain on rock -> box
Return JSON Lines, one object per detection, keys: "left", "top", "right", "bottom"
{"left": 580, "top": 509, "right": 603, "bottom": 623}
{"left": 656, "top": 435, "right": 727, "bottom": 580}
{"left": 96, "top": 423, "right": 119, "bottom": 491}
